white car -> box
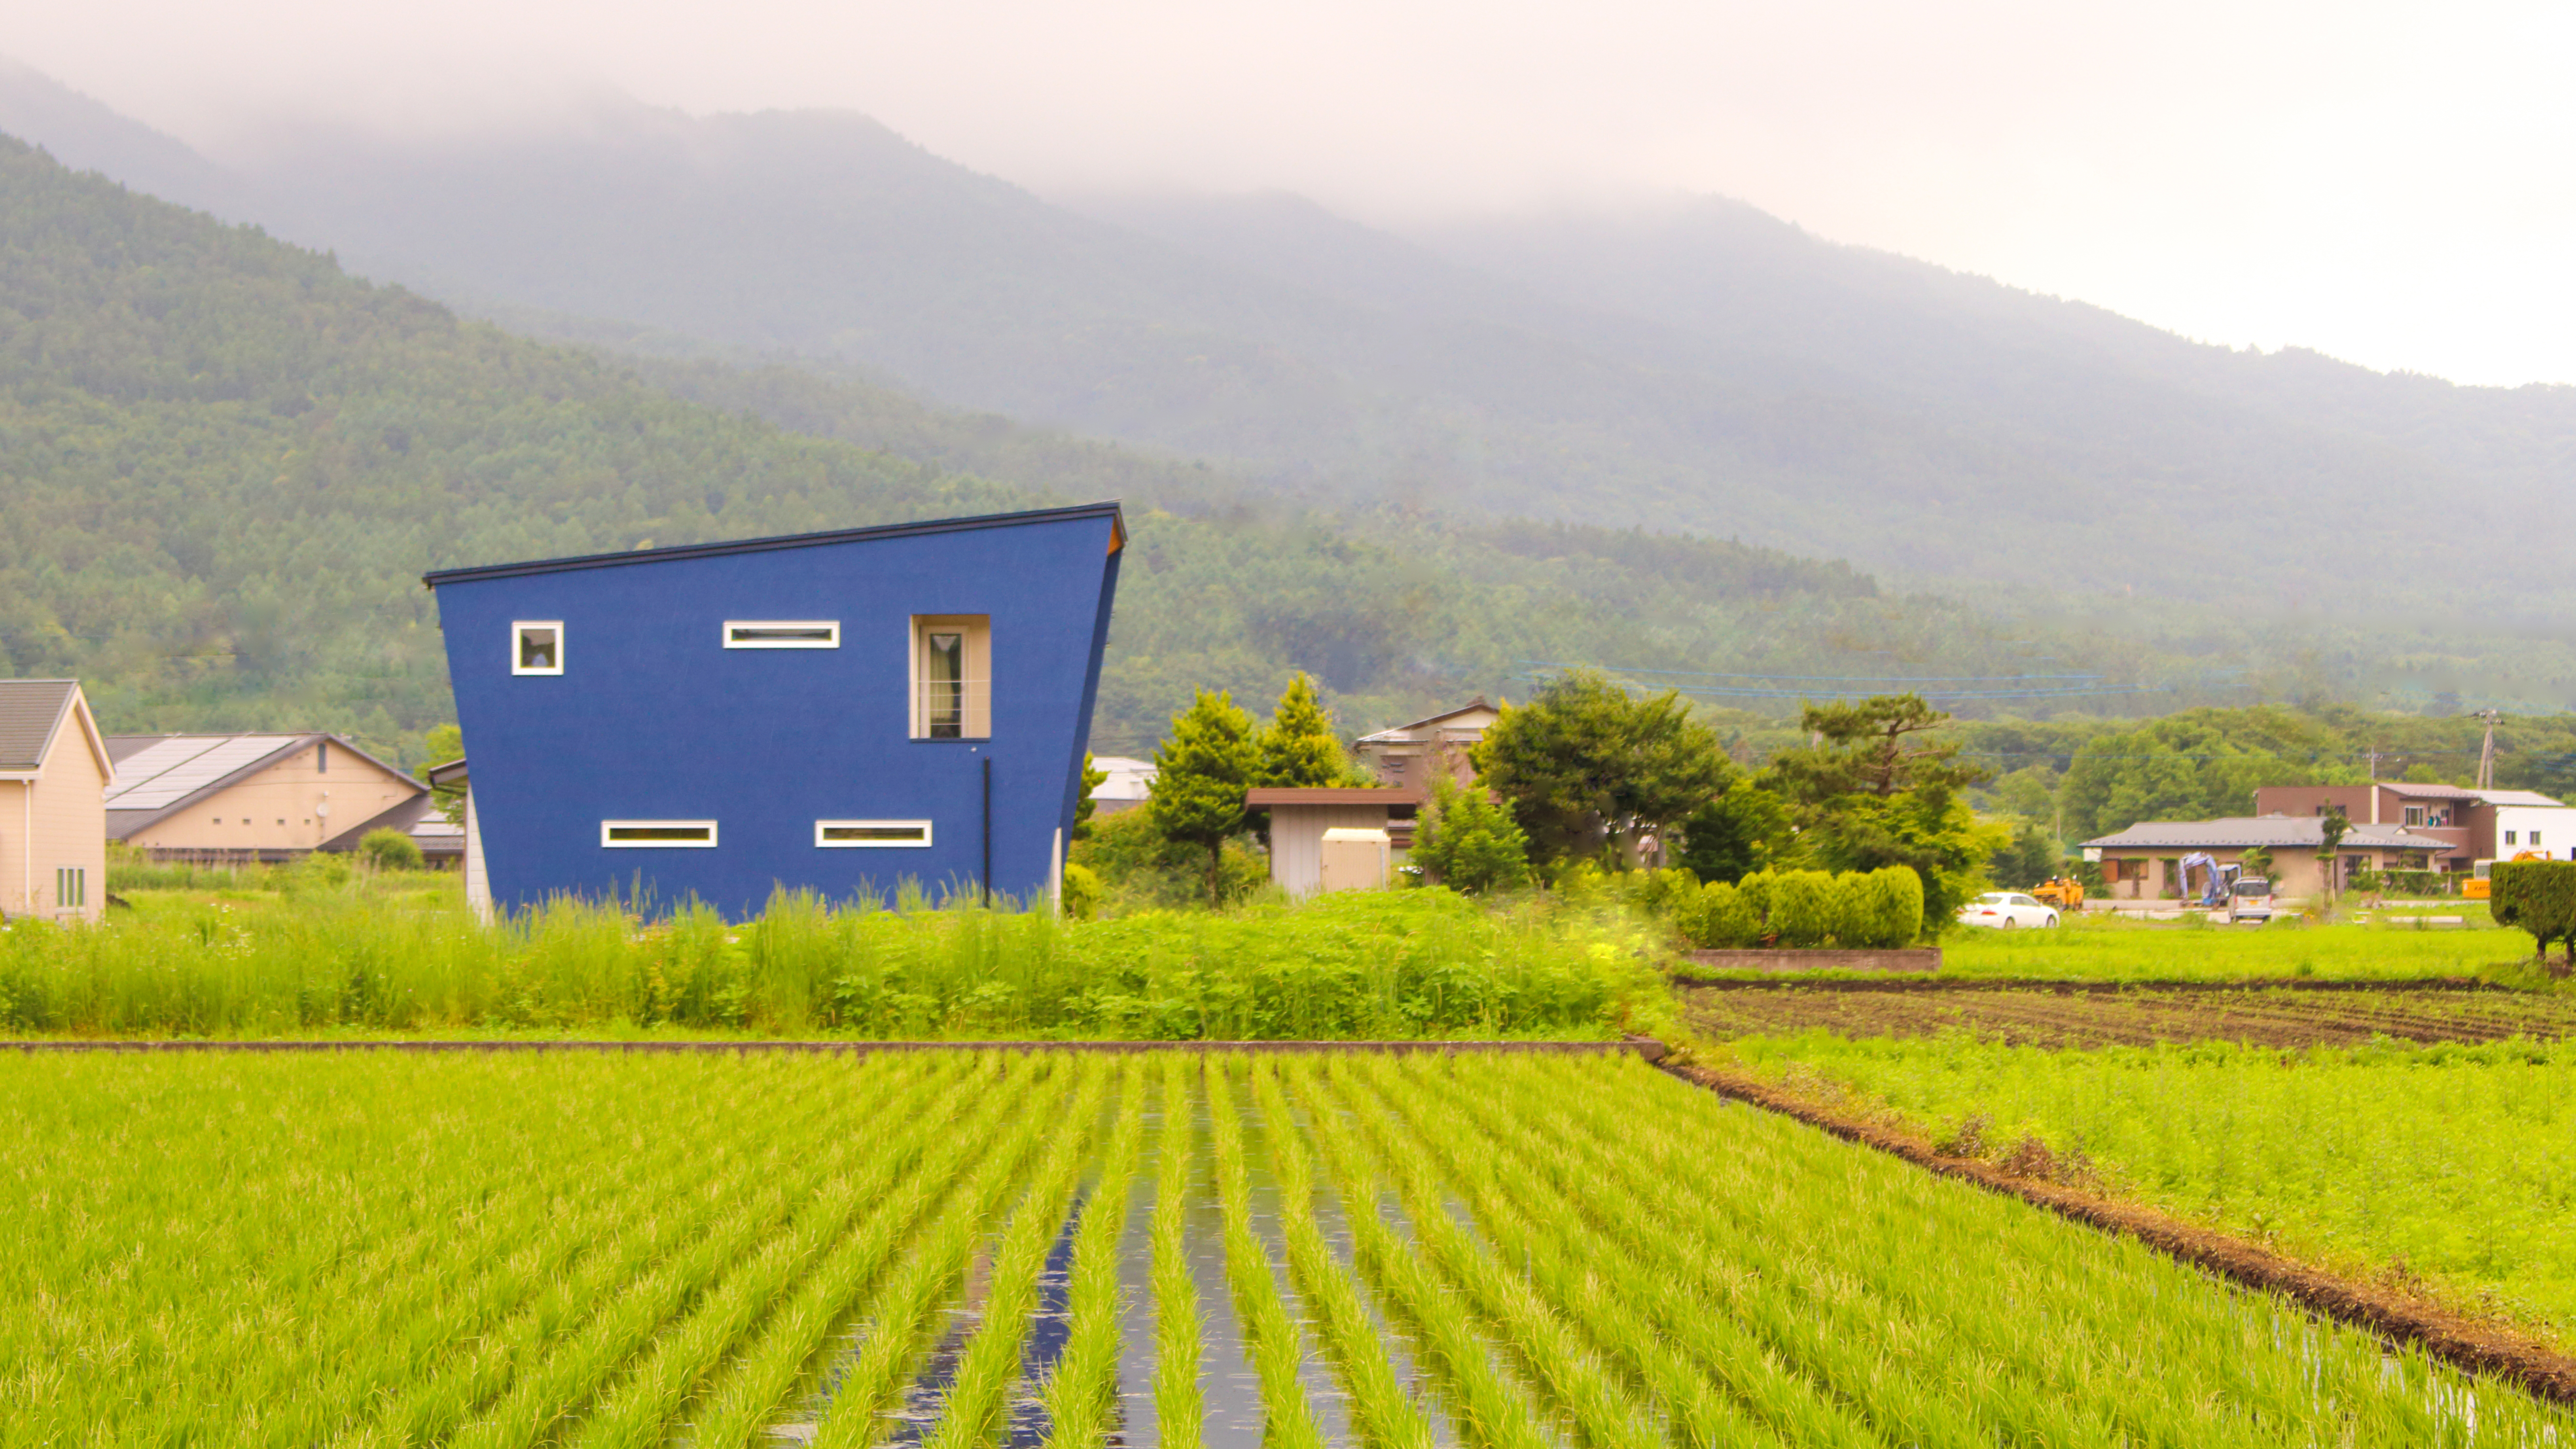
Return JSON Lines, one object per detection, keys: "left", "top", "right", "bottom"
{"left": 1956, "top": 892, "right": 2061, "bottom": 929}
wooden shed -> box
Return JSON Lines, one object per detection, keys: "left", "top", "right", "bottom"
{"left": 1244, "top": 786, "right": 1422, "bottom": 898}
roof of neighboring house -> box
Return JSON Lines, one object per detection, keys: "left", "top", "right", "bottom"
{"left": 2376, "top": 782, "right": 2483, "bottom": 799}
{"left": 426, "top": 757, "right": 469, "bottom": 789}
{"left": 1245, "top": 786, "right": 1426, "bottom": 812}
{"left": 421, "top": 502, "right": 1128, "bottom": 588}
{"left": 2083, "top": 816, "right": 2451, "bottom": 851}
{"left": 103, "top": 733, "right": 425, "bottom": 839}
{"left": 1089, "top": 755, "right": 1157, "bottom": 801}
{"left": 2477, "top": 790, "right": 2568, "bottom": 808}
{"left": 0, "top": 679, "right": 109, "bottom": 776}
{"left": 1356, "top": 698, "right": 1496, "bottom": 744}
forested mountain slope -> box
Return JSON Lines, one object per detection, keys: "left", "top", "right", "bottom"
{"left": 7, "top": 64, "right": 2569, "bottom": 616}
{"left": 2, "top": 136, "right": 2203, "bottom": 760}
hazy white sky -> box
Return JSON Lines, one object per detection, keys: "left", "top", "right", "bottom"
{"left": 10, "top": 0, "right": 2573, "bottom": 385}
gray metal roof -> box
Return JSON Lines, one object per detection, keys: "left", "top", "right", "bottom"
{"left": 2477, "top": 790, "right": 2568, "bottom": 808}
{"left": 2380, "top": 782, "right": 2482, "bottom": 799}
{"left": 422, "top": 502, "right": 1126, "bottom": 588}
{"left": 0, "top": 680, "right": 80, "bottom": 771}
{"left": 101, "top": 733, "right": 425, "bottom": 839}
{"left": 2084, "top": 816, "right": 2450, "bottom": 852}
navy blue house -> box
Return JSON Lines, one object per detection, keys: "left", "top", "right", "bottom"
{"left": 424, "top": 504, "right": 1125, "bottom": 919}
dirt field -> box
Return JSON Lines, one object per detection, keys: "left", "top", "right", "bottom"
{"left": 1681, "top": 982, "right": 2576, "bottom": 1048}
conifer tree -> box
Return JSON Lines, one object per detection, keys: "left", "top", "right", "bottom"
{"left": 1148, "top": 691, "right": 1259, "bottom": 904}
{"left": 1255, "top": 673, "right": 1345, "bottom": 788}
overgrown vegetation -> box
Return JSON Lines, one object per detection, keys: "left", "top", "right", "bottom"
{"left": 0, "top": 881, "right": 1668, "bottom": 1040}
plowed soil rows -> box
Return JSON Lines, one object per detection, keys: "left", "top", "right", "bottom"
{"left": 1683, "top": 983, "right": 2576, "bottom": 1047}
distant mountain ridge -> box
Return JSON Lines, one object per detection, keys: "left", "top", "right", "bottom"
{"left": 4, "top": 61, "right": 2571, "bottom": 620}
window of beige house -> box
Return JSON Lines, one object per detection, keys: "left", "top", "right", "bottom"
{"left": 514, "top": 621, "right": 564, "bottom": 675}
{"left": 910, "top": 615, "right": 991, "bottom": 739}
{"left": 56, "top": 868, "right": 85, "bottom": 910}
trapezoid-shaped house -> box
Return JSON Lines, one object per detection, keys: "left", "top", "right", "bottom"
{"left": 424, "top": 503, "right": 1125, "bottom": 919}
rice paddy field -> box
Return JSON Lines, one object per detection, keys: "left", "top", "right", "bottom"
{"left": 6, "top": 1048, "right": 2573, "bottom": 1447}
{"left": 1930, "top": 912, "right": 2543, "bottom": 983}
{"left": 1720, "top": 1021, "right": 2576, "bottom": 1351}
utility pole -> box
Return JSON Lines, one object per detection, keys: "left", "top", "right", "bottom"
{"left": 2475, "top": 710, "right": 2502, "bottom": 792}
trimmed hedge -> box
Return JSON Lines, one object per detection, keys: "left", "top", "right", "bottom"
{"left": 1681, "top": 865, "right": 1926, "bottom": 949}
{"left": 2491, "top": 860, "right": 2576, "bottom": 971}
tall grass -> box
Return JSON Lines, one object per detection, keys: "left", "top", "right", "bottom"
{"left": 0, "top": 883, "right": 1660, "bottom": 1038}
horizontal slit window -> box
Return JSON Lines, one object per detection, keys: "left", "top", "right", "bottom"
{"left": 725, "top": 620, "right": 840, "bottom": 649}
{"left": 601, "top": 820, "right": 718, "bottom": 847}
{"left": 816, "top": 819, "right": 933, "bottom": 848}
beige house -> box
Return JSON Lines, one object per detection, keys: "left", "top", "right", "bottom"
{"left": 0, "top": 680, "right": 112, "bottom": 924}
{"left": 1244, "top": 786, "right": 1424, "bottom": 897}
{"left": 107, "top": 733, "right": 429, "bottom": 862}
{"left": 2081, "top": 815, "right": 2450, "bottom": 902}
{"left": 1354, "top": 700, "right": 1499, "bottom": 792}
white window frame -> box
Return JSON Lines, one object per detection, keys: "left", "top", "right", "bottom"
{"left": 601, "top": 819, "right": 719, "bottom": 848}
{"left": 724, "top": 620, "right": 841, "bottom": 650}
{"left": 815, "top": 819, "right": 934, "bottom": 848}
{"left": 908, "top": 615, "right": 991, "bottom": 739}
{"left": 513, "top": 620, "right": 565, "bottom": 676}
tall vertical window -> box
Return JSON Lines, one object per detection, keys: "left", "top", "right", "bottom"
{"left": 910, "top": 615, "right": 990, "bottom": 739}
{"left": 513, "top": 621, "right": 564, "bottom": 675}
{"left": 56, "top": 867, "right": 85, "bottom": 910}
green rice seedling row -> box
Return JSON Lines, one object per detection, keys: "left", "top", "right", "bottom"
{"left": 4, "top": 1050, "right": 2572, "bottom": 1447}
{"left": 1725, "top": 1029, "right": 2576, "bottom": 1344}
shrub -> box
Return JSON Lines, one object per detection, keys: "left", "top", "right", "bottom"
{"left": 2491, "top": 860, "right": 2576, "bottom": 973}
{"left": 1769, "top": 869, "right": 1837, "bottom": 947}
{"left": 1856, "top": 866, "right": 1926, "bottom": 947}
{"left": 1685, "top": 880, "right": 1762, "bottom": 947}
{"left": 1059, "top": 863, "right": 1104, "bottom": 921}
{"left": 1736, "top": 869, "right": 1775, "bottom": 930}
{"left": 357, "top": 828, "right": 423, "bottom": 871}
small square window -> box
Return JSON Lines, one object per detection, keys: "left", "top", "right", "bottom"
{"left": 601, "top": 820, "right": 718, "bottom": 847}
{"left": 725, "top": 620, "right": 840, "bottom": 649}
{"left": 513, "top": 621, "right": 564, "bottom": 675}
{"left": 2506, "top": 830, "right": 2518, "bottom": 846}
{"left": 2534, "top": 831, "right": 2545, "bottom": 848}
{"left": 816, "top": 819, "right": 933, "bottom": 847}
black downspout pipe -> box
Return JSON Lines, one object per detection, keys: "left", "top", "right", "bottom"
{"left": 981, "top": 756, "right": 993, "bottom": 907}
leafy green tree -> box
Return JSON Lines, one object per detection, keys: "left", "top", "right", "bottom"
{"left": 1472, "top": 671, "right": 1735, "bottom": 871}
{"left": 1147, "top": 690, "right": 1260, "bottom": 905}
{"left": 1072, "top": 753, "right": 1108, "bottom": 842}
{"left": 1255, "top": 673, "right": 1346, "bottom": 787}
{"left": 1764, "top": 694, "right": 1998, "bottom": 926}
{"left": 2238, "top": 844, "right": 2276, "bottom": 882}
{"left": 1412, "top": 778, "right": 1530, "bottom": 894}
{"left": 420, "top": 723, "right": 466, "bottom": 824}
{"left": 1675, "top": 779, "right": 1794, "bottom": 884}
{"left": 2318, "top": 808, "right": 2352, "bottom": 901}
{"left": 1989, "top": 821, "right": 2058, "bottom": 891}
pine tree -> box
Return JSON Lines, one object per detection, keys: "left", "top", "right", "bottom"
{"left": 1255, "top": 673, "right": 1345, "bottom": 788}
{"left": 1148, "top": 691, "right": 1259, "bottom": 904}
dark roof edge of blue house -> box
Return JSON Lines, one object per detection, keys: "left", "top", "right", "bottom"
{"left": 421, "top": 502, "right": 1127, "bottom": 588}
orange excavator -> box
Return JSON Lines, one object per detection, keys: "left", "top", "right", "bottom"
{"left": 2463, "top": 851, "right": 2544, "bottom": 900}
{"left": 2031, "top": 876, "right": 2086, "bottom": 911}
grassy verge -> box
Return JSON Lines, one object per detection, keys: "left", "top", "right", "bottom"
{"left": 1, "top": 878, "right": 1676, "bottom": 1041}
